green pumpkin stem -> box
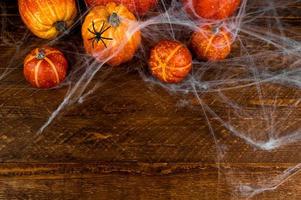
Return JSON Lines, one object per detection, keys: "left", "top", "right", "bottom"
{"left": 108, "top": 13, "right": 120, "bottom": 27}
{"left": 212, "top": 22, "right": 223, "bottom": 34}
{"left": 36, "top": 48, "right": 46, "bottom": 60}
{"left": 54, "top": 21, "right": 67, "bottom": 32}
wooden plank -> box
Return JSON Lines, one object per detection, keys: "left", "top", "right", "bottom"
{"left": 0, "top": 163, "right": 300, "bottom": 199}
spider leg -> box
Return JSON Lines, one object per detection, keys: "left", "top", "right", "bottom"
{"left": 92, "top": 39, "right": 95, "bottom": 49}
{"left": 88, "top": 37, "right": 95, "bottom": 40}
{"left": 92, "top": 20, "right": 97, "bottom": 33}
{"left": 100, "top": 38, "right": 107, "bottom": 48}
{"left": 99, "top": 21, "right": 105, "bottom": 33}
{"left": 101, "top": 37, "right": 113, "bottom": 40}
{"left": 100, "top": 26, "right": 111, "bottom": 34}
{"left": 88, "top": 28, "right": 95, "bottom": 35}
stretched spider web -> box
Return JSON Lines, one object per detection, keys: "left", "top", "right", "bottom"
{"left": 0, "top": 0, "right": 301, "bottom": 199}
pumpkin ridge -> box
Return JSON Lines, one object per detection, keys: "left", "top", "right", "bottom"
{"left": 65, "top": 1, "right": 77, "bottom": 22}
{"left": 45, "top": 51, "right": 59, "bottom": 57}
{"left": 170, "top": 63, "right": 192, "bottom": 70}
{"left": 24, "top": 55, "right": 36, "bottom": 65}
{"left": 48, "top": 2, "right": 64, "bottom": 21}
{"left": 22, "top": 0, "right": 50, "bottom": 28}
{"left": 165, "top": 44, "right": 183, "bottom": 64}
{"left": 35, "top": 0, "right": 55, "bottom": 25}
{"left": 44, "top": 57, "right": 60, "bottom": 84}
{"left": 63, "top": 0, "right": 68, "bottom": 21}
{"left": 204, "top": 34, "right": 216, "bottom": 57}
{"left": 34, "top": 60, "right": 42, "bottom": 88}
{"left": 220, "top": 31, "right": 231, "bottom": 53}
{"left": 154, "top": 49, "right": 168, "bottom": 81}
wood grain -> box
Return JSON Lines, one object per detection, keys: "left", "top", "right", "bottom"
{"left": 0, "top": 0, "right": 301, "bottom": 199}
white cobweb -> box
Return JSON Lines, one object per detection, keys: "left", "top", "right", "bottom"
{"left": 1, "top": 0, "right": 301, "bottom": 198}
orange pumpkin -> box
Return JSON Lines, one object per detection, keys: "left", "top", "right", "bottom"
{"left": 23, "top": 46, "right": 68, "bottom": 89}
{"left": 82, "top": 3, "right": 141, "bottom": 67}
{"left": 191, "top": 25, "right": 233, "bottom": 61}
{"left": 148, "top": 40, "right": 192, "bottom": 83}
{"left": 18, "top": 0, "right": 77, "bottom": 39}
{"left": 182, "top": 0, "right": 241, "bottom": 20}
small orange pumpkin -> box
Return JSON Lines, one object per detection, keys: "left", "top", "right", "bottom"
{"left": 148, "top": 40, "right": 192, "bottom": 83}
{"left": 191, "top": 25, "right": 233, "bottom": 61}
{"left": 82, "top": 3, "right": 141, "bottom": 67}
{"left": 23, "top": 46, "right": 68, "bottom": 89}
{"left": 182, "top": 0, "right": 241, "bottom": 20}
{"left": 18, "top": 0, "right": 77, "bottom": 39}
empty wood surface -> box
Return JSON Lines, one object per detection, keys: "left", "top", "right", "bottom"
{"left": 0, "top": 0, "right": 301, "bottom": 199}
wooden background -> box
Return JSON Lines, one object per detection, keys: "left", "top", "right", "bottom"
{"left": 0, "top": 0, "right": 301, "bottom": 199}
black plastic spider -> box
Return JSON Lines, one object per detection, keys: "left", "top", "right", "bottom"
{"left": 88, "top": 21, "right": 113, "bottom": 48}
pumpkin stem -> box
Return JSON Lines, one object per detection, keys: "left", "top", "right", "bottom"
{"left": 108, "top": 13, "right": 120, "bottom": 27}
{"left": 36, "top": 48, "right": 46, "bottom": 60}
{"left": 212, "top": 23, "right": 223, "bottom": 34}
{"left": 212, "top": 26, "right": 220, "bottom": 34}
{"left": 54, "top": 21, "right": 67, "bottom": 32}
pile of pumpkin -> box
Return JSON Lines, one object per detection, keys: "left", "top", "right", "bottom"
{"left": 19, "top": 0, "right": 240, "bottom": 88}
